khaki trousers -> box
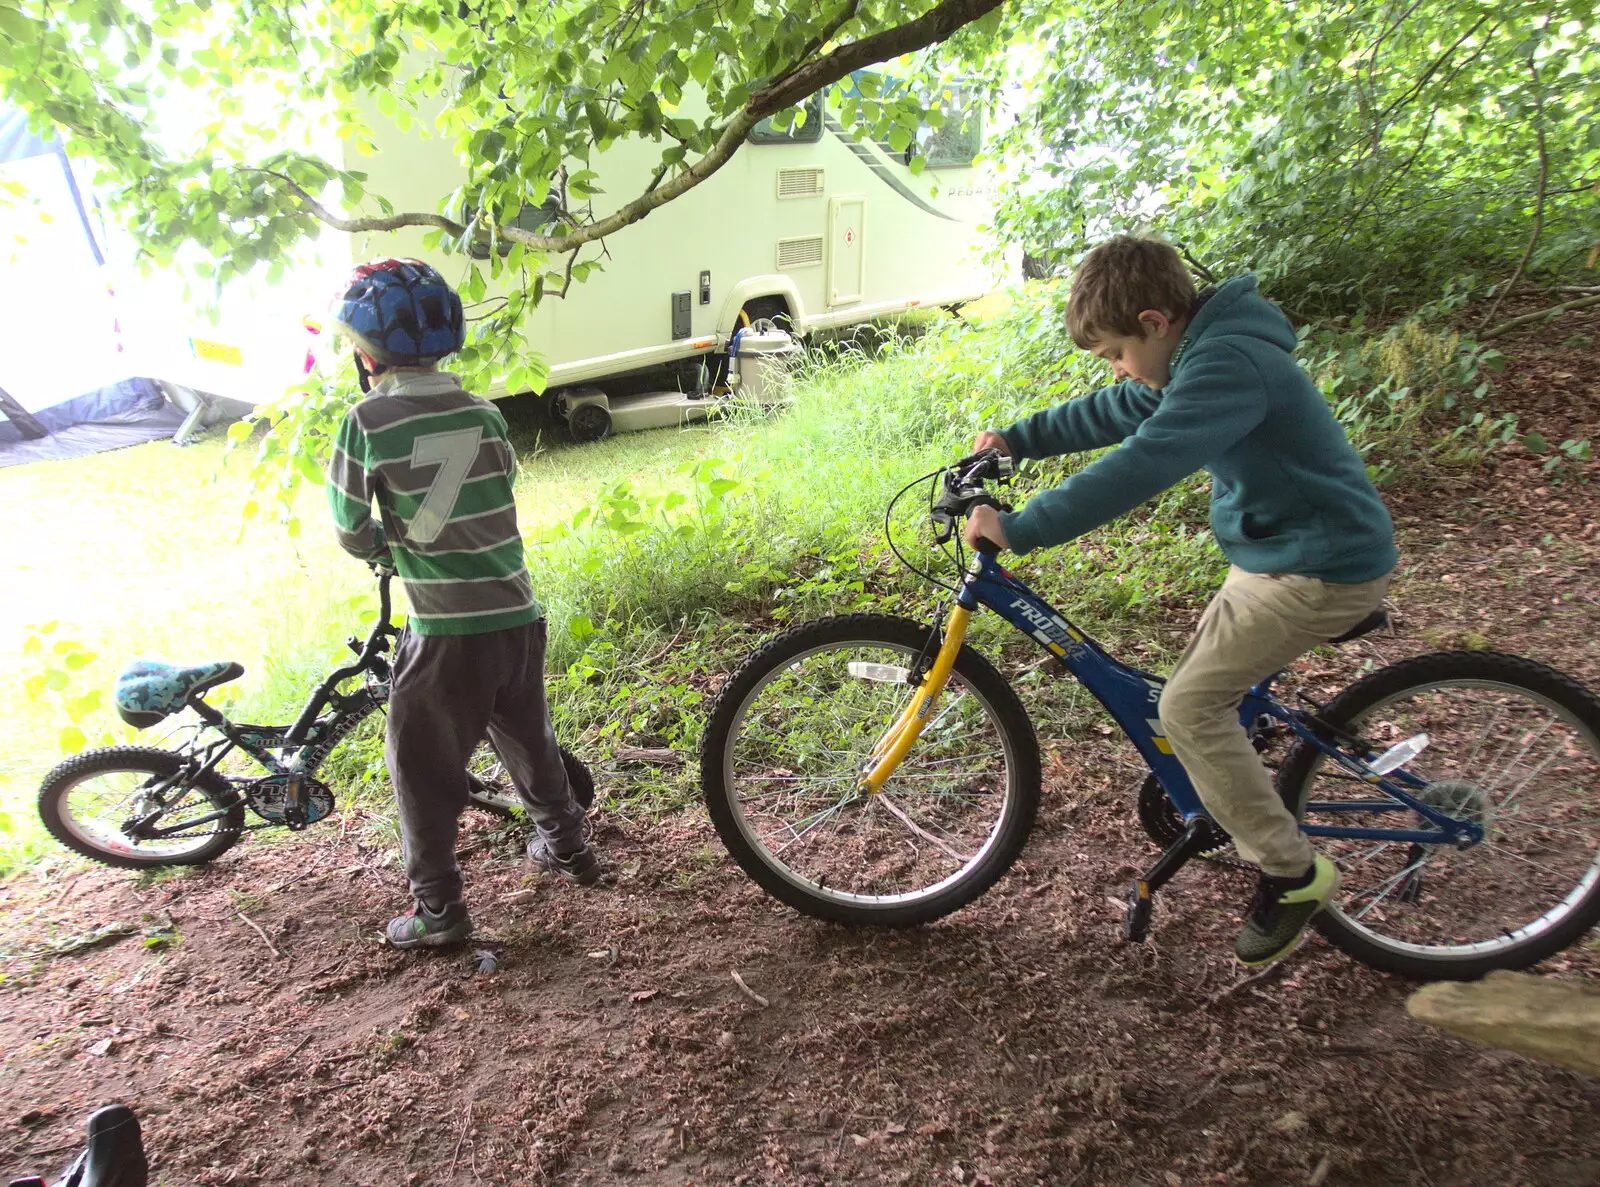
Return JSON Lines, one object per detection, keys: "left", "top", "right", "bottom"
{"left": 1157, "top": 566, "right": 1392, "bottom": 877}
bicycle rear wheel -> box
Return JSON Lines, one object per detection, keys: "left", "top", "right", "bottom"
{"left": 38, "top": 747, "right": 243, "bottom": 869}
{"left": 700, "top": 614, "right": 1041, "bottom": 926}
{"left": 1277, "top": 651, "right": 1600, "bottom": 979}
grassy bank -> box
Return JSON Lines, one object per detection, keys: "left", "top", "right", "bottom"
{"left": 1, "top": 287, "right": 1509, "bottom": 873}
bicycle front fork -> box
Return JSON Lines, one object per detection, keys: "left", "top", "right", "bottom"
{"left": 1123, "top": 816, "right": 1220, "bottom": 943}
{"left": 857, "top": 605, "right": 974, "bottom": 794}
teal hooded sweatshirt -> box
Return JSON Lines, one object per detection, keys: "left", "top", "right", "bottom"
{"left": 996, "top": 275, "right": 1396, "bottom": 583}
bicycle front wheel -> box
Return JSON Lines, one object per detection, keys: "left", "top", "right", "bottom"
{"left": 1277, "top": 651, "right": 1600, "bottom": 979}
{"left": 700, "top": 614, "right": 1041, "bottom": 926}
{"left": 466, "top": 744, "right": 596, "bottom": 818}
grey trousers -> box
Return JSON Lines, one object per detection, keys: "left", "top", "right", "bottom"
{"left": 1158, "top": 566, "right": 1393, "bottom": 877}
{"left": 386, "top": 618, "right": 587, "bottom": 907}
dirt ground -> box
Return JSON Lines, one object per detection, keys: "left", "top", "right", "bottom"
{"left": 2, "top": 308, "right": 1598, "bottom": 1187}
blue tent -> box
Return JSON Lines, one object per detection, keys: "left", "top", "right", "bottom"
{"left": 0, "top": 107, "right": 205, "bottom": 467}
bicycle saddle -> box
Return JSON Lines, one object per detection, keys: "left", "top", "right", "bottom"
{"left": 115, "top": 658, "right": 245, "bottom": 728}
{"left": 1328, "top": 608, "right": 1388, "bottom": 645}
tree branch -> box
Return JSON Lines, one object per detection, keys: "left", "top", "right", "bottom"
{"left": 747, "top": 0, "right": 1002, "bottom": 118}
{"left": 254, "top": 169, "right": 468, "bottom": 239}
{"left": 497, "top": 0, "right": 1001, "bottom": 250}
{"left": 263, "top": 0, "right": 1004, "bottom": 259}
{"left": 1478, "top": 58, "right": 1549, "bottom": 332}
{"left": 1480, "top": 293, "right": 1600, "bottom": 342}
{"left": 784, "top": 0, "right": 864, "bottom": 76}
{"left": 1377, "top": 13, "right": 1490, "bottom": 124}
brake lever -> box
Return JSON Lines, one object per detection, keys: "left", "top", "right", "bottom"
{"left": 952, "top": 448, "right": 1014, "bottom": 485}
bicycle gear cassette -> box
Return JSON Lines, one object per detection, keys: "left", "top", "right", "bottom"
{"left": 245, "top": 774, "right": 335, "bottom": 828}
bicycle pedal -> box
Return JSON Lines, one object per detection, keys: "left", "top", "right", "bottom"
{"left": 1122, "top": 881, "right": 1153, "bottom": 943}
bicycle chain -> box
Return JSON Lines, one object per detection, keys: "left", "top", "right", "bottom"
{"left": 1133, "top": 775, "right": 1253, "bottom": 871}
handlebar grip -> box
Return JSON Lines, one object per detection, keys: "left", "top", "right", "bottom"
{"left": 972, "top": 535, "right": 1004, "bottom": 556}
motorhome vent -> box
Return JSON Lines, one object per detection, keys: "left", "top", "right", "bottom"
{"left": 776, "top": 235, "right": 825, "bottom": 270}
{"left": 777, "top": 167, "right": 825, "bottom": 199}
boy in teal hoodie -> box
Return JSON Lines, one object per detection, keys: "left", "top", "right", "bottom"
{"left": 966, "top": 235, "right": 1396, "bottom": 966}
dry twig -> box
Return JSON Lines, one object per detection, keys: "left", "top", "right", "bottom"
{"left": 730, "top": 970, "right": 769, "bottom": 1007}
{"left": 448, "top": 1097, "right": 474, "bottom": 1181}
{"left": 233, "top": 910, "right": 284, "bottom": 960}
{"left": 1197, "top": 954, "right": 1297, "bottom": 1011}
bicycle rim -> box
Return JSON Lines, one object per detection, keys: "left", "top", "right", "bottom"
{"left": 1306, "top": 675, "right": 1600, "bottom": 964}
{"left": 57, "top": 766, "right": 230, "bottom": 861}
{"left": 720, "top": 634, "right": 1023, "bottom": 914}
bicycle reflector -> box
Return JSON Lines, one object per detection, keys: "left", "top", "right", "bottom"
{"left": 847, "top": 662, "right": 912, "bottom": 683}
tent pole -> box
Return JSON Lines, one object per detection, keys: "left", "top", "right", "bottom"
{"left": 0, "top": 385, "right": 49, "bottom": 440}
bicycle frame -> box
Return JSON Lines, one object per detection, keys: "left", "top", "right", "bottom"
{"left": 869, "top": 551, "right": 1482, "bottom": 848}
{"left": 129, "top": 577, "right": 399, "bottom": 838}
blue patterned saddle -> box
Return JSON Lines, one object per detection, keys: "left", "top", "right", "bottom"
{"left": 115, "top": 659, "right": 245, "bottom": 729}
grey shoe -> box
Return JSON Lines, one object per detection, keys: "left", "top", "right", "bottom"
{"left": 386, "top": 898, "right": 473, "bottom": 949}
{"left": 527, "top": 834, "right": 601, "bottom": 886}
{"left": 1235, "top": 854, "right": 1340, "bottom": 966}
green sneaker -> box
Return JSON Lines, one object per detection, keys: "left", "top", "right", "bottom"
{"left": 386, "top": 899, "right": 473, "bottom": 949}
{"left": 1235, "top": 855, "right": 1340, "bottom": 967}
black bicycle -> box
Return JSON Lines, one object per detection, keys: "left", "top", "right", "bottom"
{"left": 36, "top": 571, "right": 592, "bottom": 869}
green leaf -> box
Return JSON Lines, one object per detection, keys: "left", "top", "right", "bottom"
{"left": 65, "top": 690, "right": 103, "bottom": 720}
{"left": 59, "top": 725, "right": 87, "bottom": 753}
{"left": 0, "top": 7, "right": 39, "bottom": 42}
{"left": 689, "top": 45, "right": 716, "bottom": 86}
{"left": 1521, "top": 432, "right": 1548, "bottom": 454}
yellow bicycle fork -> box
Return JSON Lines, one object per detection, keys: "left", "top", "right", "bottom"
{"left": 857, "top": 604, "right": 974, "bottom": 794}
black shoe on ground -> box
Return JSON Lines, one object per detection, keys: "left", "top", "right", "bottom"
{"left": 386, "top": 898, "right": 473, "bottom": 949}
{"left": 527, "top": 834, "right": 602, "bottom": 886}
{"left": 1235, "top": 854, "right": 1340, "bottom": 966}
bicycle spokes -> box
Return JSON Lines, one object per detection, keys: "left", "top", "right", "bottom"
{"left": 1309, "top": 677, "right": 1600, "bottom": 955}
{"left": 725, "top": 635, "right": 1016, "bottom": 906}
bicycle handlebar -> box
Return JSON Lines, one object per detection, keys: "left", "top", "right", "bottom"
{"left": 285, "top": 569, "right": 397, "bottom": 743}
{"left": 931, "top": 448, "right": 1013, "bottom": 551}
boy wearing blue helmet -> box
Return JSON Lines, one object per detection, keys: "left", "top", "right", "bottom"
{"left": 326, "top": 258, "right": 600, "bottom": 949}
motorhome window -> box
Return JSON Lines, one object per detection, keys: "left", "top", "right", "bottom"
{"left": 466, "top": 188, "right": 563, "bottom": 260}
{"left": 846, "top": 71, "right": 983, "bottom": 169}
{"left": 748, "top": 92, "right": 824, "bottom": 144}
{"left": 914, "top": 87, "right": 982, "bottom": 168}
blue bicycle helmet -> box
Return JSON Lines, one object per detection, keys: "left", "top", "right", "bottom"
{"left": 331, "top": 258, "right": 465, "bottom": 369}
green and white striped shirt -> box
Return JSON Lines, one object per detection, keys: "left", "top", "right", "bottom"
{"left": 327, "top": 371, "right": 542, "bottom": 636}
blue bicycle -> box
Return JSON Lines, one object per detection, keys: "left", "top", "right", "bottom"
{"left": 700, "top": 450, "right": 1600, "bottom": 979}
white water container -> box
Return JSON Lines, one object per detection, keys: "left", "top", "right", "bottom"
{"left": 1369, "top": 733, "right": 1430, "bottom": 776}
{"left": 733, "top": 326, "right": 801, "bottom": 405}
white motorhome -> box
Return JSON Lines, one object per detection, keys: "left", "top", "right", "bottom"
{"left": 346, "top": 75, "right": 1004, "bottom": 437}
